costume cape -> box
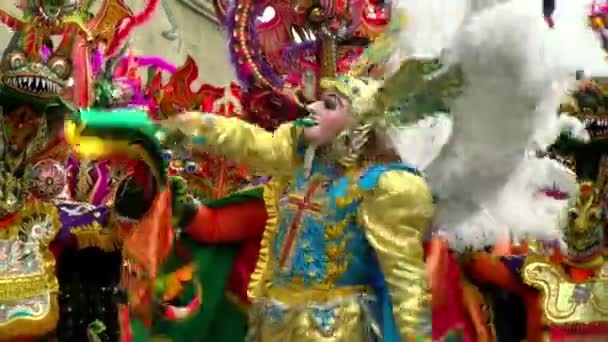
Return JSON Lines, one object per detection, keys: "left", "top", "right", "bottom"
{"left": 128, "top": 186, "right": 263, "bottom": 341}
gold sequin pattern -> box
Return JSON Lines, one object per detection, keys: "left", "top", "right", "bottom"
{"left": 523, "top": 255, "right": 608, "bottom": 325}
{"left": 0, "top": 201, "right": 61, "bottom": 339}
{"left": 250, "top": 295, "right": 379, "bottom": 342}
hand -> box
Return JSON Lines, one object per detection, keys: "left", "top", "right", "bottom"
{"left": 169, "top": 176, "right": 198, "bottom": 228}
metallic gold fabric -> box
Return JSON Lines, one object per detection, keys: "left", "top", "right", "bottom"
{"left": 0, "top": 201, "right": 61, "bottom": 339}
{"left": 267, "top": 285, "right": 371, "bottom": 305}
{"left": 358, "top": 170, "right": 435, "bottom": 340}
{"left": 248, "top": 177, "right": 287, "bottom": 300}
{"left": 175, "top": 113, "right": 301, "bottom": 176}
{"left": 169, "top": 113, "right": 303, "bottom": 300}
{"left": 249, "top": 294, "right": 379, "bottom": 342}
{"left": 72, "top": 221, "right": 120, "bottom": 252}
{"left": 171, "top": 113, "right": 433, "bottom": 339}
{"left": 523, "top": 255, "right": 608, "bottom": 325}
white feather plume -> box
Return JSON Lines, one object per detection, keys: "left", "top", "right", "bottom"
{"left": 387, "top": 114, "right": 452, "bottom": 170}
{"left": 445, "top": 155, "right": 577, "bottom": 250}
{"left": 388, "top": 0, "right": 604, "bottom": 249}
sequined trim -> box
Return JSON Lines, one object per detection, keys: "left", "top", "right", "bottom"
{"left": 72, "top": 221, "right": 120, "bottom": 252}
{"left": 266, "top": 285, "right": 371, "bottom": 305}
{"left": 248, "top": 293, "right": 380, "bottom": 342}
{"left": 0, "top": 295, "right": 60, "bottom": 340}
{"left": 247, "top": 178, "right": 285, "bottom": 300}
{"left": 522, "top": 254, "right": 608, "bottom": 326}
{"left": 0, "top": 201, "right": 61, "bottom": 339}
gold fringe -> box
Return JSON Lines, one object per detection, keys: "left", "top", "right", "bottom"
{"left": 0, "top": 294, "right": 60, "bottom": 340}
{"left": 246, "top": 178, "right": 285, "bottom": 300}
{"left": 72, "top": 222, "right": 121, "bottom": 252}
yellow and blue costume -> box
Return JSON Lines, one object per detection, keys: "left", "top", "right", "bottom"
{"left": 160, "top": 11, "right": 441, "bottom": 340}
{"left": 170, "top": 108, "right": 434, "bottom": 341}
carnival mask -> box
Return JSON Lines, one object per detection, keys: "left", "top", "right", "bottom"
{"left": 1, "top": 50, "right": 70, "bottom": 99}
{"left": 561, "top": 80, "right": 608, "bottom": 141}
{"left": 20, "top": 0, "right": 79, "bottom": 21}
{"left": 214, "top": 0, "right": 389, "bottom": 125}
{"left": 563, "top": 182, "right": 605, "bottom": 262}
{"left": 303, "top": 91, "right": 352, "bottom": 145}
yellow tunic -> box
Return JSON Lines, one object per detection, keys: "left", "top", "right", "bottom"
{"left": 173, "top": 112, "right": 434, "bottom": 341}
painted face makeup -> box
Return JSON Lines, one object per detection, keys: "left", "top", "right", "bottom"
{"left": 302, "top": 91, "right": 352, "bottom": 146}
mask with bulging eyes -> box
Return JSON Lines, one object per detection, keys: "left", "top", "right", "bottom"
{"left": 563, "top": 182, "right": 606, "bottom": 262}
{"left": 25, "top": 0, "right": 79, "bottom": 19}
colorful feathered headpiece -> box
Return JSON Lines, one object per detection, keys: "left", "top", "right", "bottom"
{"left": 318, "top": 9, "right": 463, "bottom": 128}
{"left": 318, "top": 12, "right": 404, "bottom": 121}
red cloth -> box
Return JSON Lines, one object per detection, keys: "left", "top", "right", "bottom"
{"left": 466, "top": 252, "right": 543, "bottom": 342}
{"left": 185, "top": 201, "right": 267, "bottom": 243}
{"left": 426, "top": 242, "right": 477, "bottom": 342}
{"left": 227, "top": 239, "right": 262, "bottom": 303}
{"left": 185, "top": 200, "right": 267, "bottom": 303}
{"left": 550, "top": 322, "right": 608, "bottom": 341}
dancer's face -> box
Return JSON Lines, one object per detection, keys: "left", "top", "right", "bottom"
{"left": 303, "top": 91, "right": 352, "bottom": 146}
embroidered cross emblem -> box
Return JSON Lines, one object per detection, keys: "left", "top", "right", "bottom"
{"left": 278, "top": 179, "right": 322, "bottom": 268}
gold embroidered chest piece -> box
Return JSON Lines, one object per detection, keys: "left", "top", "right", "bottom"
{"left": 0, "top": 201, "right": 61, "bottom": 339}
{"left": 523, "top": 256, "right": 608, "bottom": 325}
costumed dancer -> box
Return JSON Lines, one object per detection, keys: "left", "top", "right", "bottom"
{"left": 0, "top": 29, "right": 122, "bottom": 342}
{"left": 64, "top": 0, "right": 608, "bottom": 341}
{"left": 523, "top": 79, "right": 608, "bottom": 340}
{"left": 105, "top": 0, "right": 397, "bottom": 334}
{"left": 64, "top": 53, "right": 270, "bottom": 340}
{"left": 430, "top": 1, "right": 608, "bottom": 341}
{"left": 465, "top": 78, "right": 608, "bottom": 341}
{"left": 0, "top": 1, "right": 161, "bottom": 340}
{"left": 112, "top": 172, "right": 268, "bottom": 341}
{"left": 0, "top": 3, "right": 163, "bottom": 341}
{"left": 61, "top": 107, "right": 268, "bottom": 342}
{"left": 57, "top": 47, "right": 180, "bottom": 342}
{"left": 104, "top": 55, "right": 272, "bottom": 340}
{"left": 160, "top": 0, "right": 596, "bottom": 339}
{"left": 103, "top": 0, "right": 398, "bottom": 336}
{"left": 70, "top": 30, "right": 437, "bottom": 342}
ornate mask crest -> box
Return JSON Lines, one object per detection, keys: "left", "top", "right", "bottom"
{"left": 563, "top": 182, "right": 605, "bottom": 261}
